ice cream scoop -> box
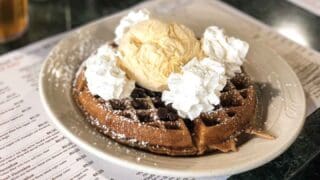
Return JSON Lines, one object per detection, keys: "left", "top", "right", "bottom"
{"left": 118, "top": 19, "right": 202, "bottom": 92}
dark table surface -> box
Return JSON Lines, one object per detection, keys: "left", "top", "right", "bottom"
{"left": 1, "top": 0, "right": 319, "bottom": 179}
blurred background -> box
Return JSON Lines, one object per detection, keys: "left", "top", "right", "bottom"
{"left": 1, "top": 0, "right": 320, "bottom": 54}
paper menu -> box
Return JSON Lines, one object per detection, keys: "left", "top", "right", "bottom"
{"left": 1, "top": 0, "right": 320, "bottom": 179}
{"left": 194, "top": 0, "right": 320, "bottom": 115}
{"left": 143, "top": 0, "right": 320, "bottom": 115}
{"left": 0, "top": 36, "right": 107, "bottom": 179}
{"left": 0, "top": 35, "right": 205, "bottom": 180}
{"left": 288, "top": 0, "right": 320, "bottom": 16}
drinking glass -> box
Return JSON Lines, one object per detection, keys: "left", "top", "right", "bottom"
{"left": 0, "top": 0, "right": 28, "bottom": 43}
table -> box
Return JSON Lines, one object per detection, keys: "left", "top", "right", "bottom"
{"left": 1, "top": 0, "right": 319, "bottom": 179}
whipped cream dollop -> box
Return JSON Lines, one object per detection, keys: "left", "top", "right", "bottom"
{"left": 84, "top": 44, "right": 135, "bottom": 100}
{"left": 202, "top": 26, "right": 249, "bottom": 77}
{"left": 114, "top": 9, "right": 150, "bottom": 44}
{"left": 162, "top": 58, "right": 227, "bottom": 120}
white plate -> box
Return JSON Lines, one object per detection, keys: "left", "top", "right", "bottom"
{"left": 39, "top": 13, "right": 306, "bottom": 177}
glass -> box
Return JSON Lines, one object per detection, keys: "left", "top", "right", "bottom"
{"left": 0, "top": 0, "right": 28, "bottom": 43}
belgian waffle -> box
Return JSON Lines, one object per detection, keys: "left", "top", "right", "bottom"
{"left": 73, "top": 69, "right": 274, "bottom": 156}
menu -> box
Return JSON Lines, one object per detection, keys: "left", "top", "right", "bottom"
{"left": 0, "top": 0, "right": 320, "bottom": 179}
{"left": 288, "top": 0, "right": 320, "bottom": 16}
{"left": 0, "top": 35, "right": 198, "bottom": 180}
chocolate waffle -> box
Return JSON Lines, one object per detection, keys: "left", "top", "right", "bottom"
{"left": 73, "top": 69, "right": 274, "bottom": 156}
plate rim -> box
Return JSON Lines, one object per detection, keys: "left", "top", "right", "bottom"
{"left": 39, "top": 27, "right": 306, "bottom": 178}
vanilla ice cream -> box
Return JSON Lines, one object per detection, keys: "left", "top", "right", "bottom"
{"left": 118, "top": 19, "right": 202, "bottom": 92}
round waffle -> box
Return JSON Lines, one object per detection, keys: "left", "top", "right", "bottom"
{"left": 73, "top": 67, "right": 274, "bottom": 156}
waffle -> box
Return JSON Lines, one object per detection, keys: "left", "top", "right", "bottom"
{"left": 73, "top": 69, "right": 274, "bottom": 156}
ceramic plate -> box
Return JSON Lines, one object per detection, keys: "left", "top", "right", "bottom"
{"left": 39, "top": 12, "right": 306, "bottom": 177}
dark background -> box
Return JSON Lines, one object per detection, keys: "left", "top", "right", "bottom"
{"left": 0, "top": 0, "right": 319, "bottom": 179}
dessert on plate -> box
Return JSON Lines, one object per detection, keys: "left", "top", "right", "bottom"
{"left": 73, "top": 9, "right": 274, "bottom": 156}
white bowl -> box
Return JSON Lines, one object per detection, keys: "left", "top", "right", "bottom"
{"left": 39, "top": 16, "right": 306, "bottom": 177}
